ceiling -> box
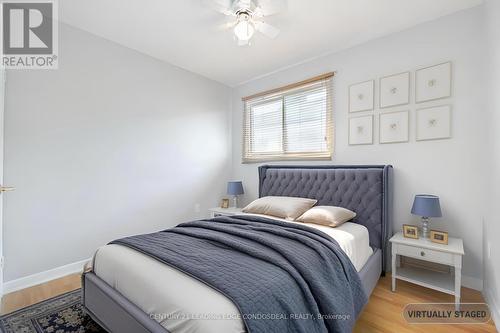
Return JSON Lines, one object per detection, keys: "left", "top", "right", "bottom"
{"left": 59, "top": 0, "right": 483, "bottom": 87}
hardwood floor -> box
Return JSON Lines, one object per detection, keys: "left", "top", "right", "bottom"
{"left": 0, "top": 273, "right": 497, "bottom": 332}
{"left": 354, "top": 275, "right": 497, "bottom": 333}
{"left": 0, "top": 274, "right": 81, "bottom": 315}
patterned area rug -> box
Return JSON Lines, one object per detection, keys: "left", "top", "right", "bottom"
{"left": 0, "top": 289, "right": 105, "bottom": 333}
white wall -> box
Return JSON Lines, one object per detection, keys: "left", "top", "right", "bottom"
{"left": 3, "top": 24, "right": 232, "bottom": 282}
{"left": 231, "top": 7, "right": 486, "bottom": 288}
{"left": 484, "top": 0, "right": 500, "bottom": 323}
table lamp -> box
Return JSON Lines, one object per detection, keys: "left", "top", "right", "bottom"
{"left": 227, "top": 181, "right": 244, "bottom": 208}
{"left": 411, "top": 194, "right": 442, "bottom": 239}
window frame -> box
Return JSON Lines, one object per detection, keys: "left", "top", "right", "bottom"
{"left": 242, "top": 73, "right": 334, "bottom": 163}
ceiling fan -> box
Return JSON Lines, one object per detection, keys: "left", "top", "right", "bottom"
{"left": 204, "top": 0, "right": 286, "bottom": 46}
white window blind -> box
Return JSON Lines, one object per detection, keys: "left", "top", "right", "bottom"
{"left": 242, "top": 73, "right": 333, "bottom": 163}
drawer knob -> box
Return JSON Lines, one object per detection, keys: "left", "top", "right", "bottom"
{"left": 420, "top": 251, "right": 425, "bottom": 257}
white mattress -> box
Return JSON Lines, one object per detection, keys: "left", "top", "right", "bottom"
{"left": 93, "top": 215, "right": 373, "bottom": 333}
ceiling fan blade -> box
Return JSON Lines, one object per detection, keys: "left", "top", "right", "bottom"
{"left": 254, "top": 21, "right": 280, "bottom": 39}
{"left": 220, "top": 20, "right": 237, "bottom": 31}
{"left": 255, "top": 0, "right": 286, "bottom": 16}
{"left": 202, "top": 0, "right": 234, "bottom": 15}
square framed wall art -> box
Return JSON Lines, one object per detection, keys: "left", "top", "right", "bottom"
{"left": 349, "top": 115, "right": 373, "bottom": 145}
{"left": 416, "top": 62, "right": 452, "bottom": 103}
{"left": 380, "top": 72, "right": 410, "bottom": 109}
{"left": 349, "top": 80, "right": 374, "bottom": 113}
{"left": 416, "top": 105, "right": 451, "bottom": 141}
{"left": 379, "top": 110, "right": 409, "bottom": 144}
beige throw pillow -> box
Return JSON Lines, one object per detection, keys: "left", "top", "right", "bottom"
{"left": 296, "top": 206, "right": 356, "bottom": 227}
{"left": 242, "top": 196, "right": 317, "bottom": 220}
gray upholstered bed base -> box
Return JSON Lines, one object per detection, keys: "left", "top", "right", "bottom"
{"left": 359, "top": 248, "right": 382, "bottom": 296}
{"left": 82, "top": 249, "right": 382, "bottom": 333}
{"left": 82, "top": 272, "right": 169, "bottom": 333}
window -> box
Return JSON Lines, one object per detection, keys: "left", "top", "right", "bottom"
{"left": 242, "top": 73, "right": 333, "bottom": 163}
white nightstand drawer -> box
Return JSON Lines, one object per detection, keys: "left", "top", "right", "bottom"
{"left": 397, "top": 244, "right": 453, "bottom": 265}
{"left": 209, "top": 207, "right": 243, "bottom": 218}
{"left": 213, "top": 212, "right": 232, "bottom": 217}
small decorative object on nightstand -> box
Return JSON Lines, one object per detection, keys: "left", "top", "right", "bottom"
{"left": 209, "top": 207, "right": 243, "bottom": 218}
{"left": 227, "top": 181, "right": 244, "bottom": 208}
{"left": 390, "top": 232, "right": 464, "bottom": 310}
{"left": 403, "top": 224, "right": 419, "bottom": 239}
{"left": 411, "top": 194, "right": 442, "bottom": 239}
{"left": 430, "top": 230, "right": 449, "bottom": 245}
{"left": 221, "top": 198, "right": 230, "bottom": 209}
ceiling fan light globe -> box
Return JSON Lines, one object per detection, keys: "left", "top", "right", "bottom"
{"left": 234, "top": 20, "right": 255, "bottom": 41}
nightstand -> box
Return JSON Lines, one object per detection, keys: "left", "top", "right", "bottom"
{"left": 390, "top": 232, "right": 464, "bottom": 310}
{"left": 209, "top": 207, "right": 243, "bottom": 218}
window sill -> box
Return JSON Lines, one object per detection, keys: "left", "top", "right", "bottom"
{"left": 242, "top": 155, "right": 333, "bottom": 164}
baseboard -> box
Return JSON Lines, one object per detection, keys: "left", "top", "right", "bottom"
{"left": 484, "top": 289, "right": 500, "bottom": 328}
{"left": 462, "top": 275, "right": 483, "bottom": 291}
{"left": 3, "top": 258, "right": 91, "bottom": 295}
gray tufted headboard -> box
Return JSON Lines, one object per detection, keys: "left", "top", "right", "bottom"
{"left": 258, "top": 165, "right": 393, "bottom": 272}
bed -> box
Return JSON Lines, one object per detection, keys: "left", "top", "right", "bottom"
{"left": 82, "top": 165, "right": 393, "bottom": 333}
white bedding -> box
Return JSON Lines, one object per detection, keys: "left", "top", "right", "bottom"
{"left": 92, "top": 214, "right": 373, "bottom": 333}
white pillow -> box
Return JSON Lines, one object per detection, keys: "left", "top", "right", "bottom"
{"left": 296, "top": 206, "right": 356, "bottom": 227}
{"left": 242, "top": 196, "right": 317, "bottom": 220}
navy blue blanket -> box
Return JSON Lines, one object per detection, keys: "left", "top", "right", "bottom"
{"left": 111, "top": 215, "right": 367, "bottom": 333}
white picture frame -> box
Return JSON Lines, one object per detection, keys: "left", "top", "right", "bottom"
{"left": 416, "top": 105, "right": 451, "bottom": 141}
{"left": 379, "top": 110, "right": 409, "bottom": 144}
{"left": 380, "top": 72, "right": 410, "bottom": 108}
{"left": 349, "top": 80, "right": 374, "bottom": 113}
{"left": 349, "top": 115, "right": 373, "bottom": 145}
{"left": 416, "top": 62, "right": 452, "bottom": 103}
